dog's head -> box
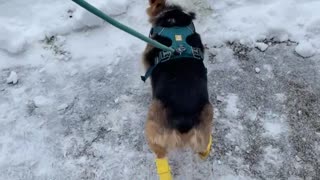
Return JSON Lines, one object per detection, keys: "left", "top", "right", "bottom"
{"left": 147, "top": 0, "right": 166, "bottom": 18}
{"left": 147, "top": 0, "right": 196, "bottom": 25}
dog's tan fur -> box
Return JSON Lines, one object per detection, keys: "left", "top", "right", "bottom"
{"left": 142, "top": 44, "right": 153, "bottom": 69}
{"left": 142, "top": 0, "right": 166, "bottom": 69}
{"left": 145, "top": 100, "right": 213, "bottom": 158}
{"left": 147, "top": 0, "right": 166, "bottom": 23}
{"left": 144, "top": 0, "right": 213, "bottom": 159}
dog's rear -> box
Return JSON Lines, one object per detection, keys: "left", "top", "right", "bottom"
{"left": 143, "top": 0, "right": 213, "bottom": 179}
{"left": 151, "top": 60, "right": 209, "bottom": 133}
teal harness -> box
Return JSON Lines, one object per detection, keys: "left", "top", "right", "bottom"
{"left": 141, "top": 23, "right": 204, "bottom": 82}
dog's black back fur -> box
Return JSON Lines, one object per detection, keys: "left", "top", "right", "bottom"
{"left": 146, "top": 6, "right": 209, "bottom": 133}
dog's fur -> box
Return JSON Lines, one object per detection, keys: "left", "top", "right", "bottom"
{"left": 144, "top": 0, "right": 213, "bottom": 159}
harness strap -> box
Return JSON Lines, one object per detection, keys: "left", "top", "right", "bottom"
{"left": 141, "top": 58, "right": 160, "bottom": 82}
{"left": 142, "top": 23, "right": 203, "bottom": 82}
{"left": 150, "top": 23, "right": 196, "bottom": 37}
{"left": 141, "top": 49, "right": 203, "bottom": 82}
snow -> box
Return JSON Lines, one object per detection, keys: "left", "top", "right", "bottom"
{"left": 255, "top": 42, "right": 268, "bottom": 52}
{"left": 275, "top": 93, "right": 286, "bottom": 103}
{"left": 225, "top": 94, "right": 239, "bottom": 117}
{"left": 262, "top": 112, "right": 288, "bottom": 138}
{"left": 262, "top": 64, "right": 274, "bottom": 79}
{"left": 74, "top": 0, "right": 130, "bottom": 28}
{"left": 203, "top": 0, "right": 320, "bottom": 51}
{"left": 261, "top": 146, "right": 283, "bottom": 172}
{"left": 57, "top": 104, "right": 69, "bottom": 111}
{"left": 0, "top": 27, "right": 27, "bottom": 54}
{"left": 295, "top": 41, "right": 316, "bottom": 58}
{"left": 255, "top": 67, "right": 261, "bottom": 74}
{"left": 166, "top": 0, "right": 196, "bottom": 12}
{"left": 33, "top": 96, "right": 53, "bottom": 107}
{"left": 1, "top": 0, "right": 320, "bottom": 179}
{"left": 6, "top": 71, "right": 18, "bottom": 84}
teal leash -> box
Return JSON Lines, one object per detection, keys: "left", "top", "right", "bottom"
{"left": 71, "top": 0, "right": 175, "bottom": 52}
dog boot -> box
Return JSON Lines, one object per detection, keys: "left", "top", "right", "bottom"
{"left": 198, "top": 135, "right": 212, "bottom": 160}
{"left": 155, "top": 158, "right": 172, "bottom": 180}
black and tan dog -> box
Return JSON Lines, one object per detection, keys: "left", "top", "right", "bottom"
{"left": 142, "top": 0, "right": 213, "bottom": 179}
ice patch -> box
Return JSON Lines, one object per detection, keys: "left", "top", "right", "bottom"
{"left": 264, "top": 122, "right": 283, "bottom": 137}
{"left": 225, "top": 94, "right": 239, "bottom": 117}
{"left": 275, "top": 93, "right": 286, "bottom": 103}
{"left": 263, "top": 113, "right": 288, "bottom": 138}
{"left": 262, "top": 64, "right": 274, "bottom": 79}
{"left": 261, "top": 146, "right": 283, "bottom": 168}
{"left": 226, "top": 125, "right": 245, "bottom": 144}
{"left": 218, "top": 175, "right": 253, "bottom": 180}
{"left": 33, "top": 96, "right": 53, "bottom": 107}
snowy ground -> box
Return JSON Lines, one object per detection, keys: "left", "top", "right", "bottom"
{"left": 1, "top": 0, "right": 320, "bottom": 179}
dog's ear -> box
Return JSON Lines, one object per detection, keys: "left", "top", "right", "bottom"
{"left": 149, "top": 0, "right": 156, "bottom": 5}
{"left": 147, "top": 0, "right": 165, "bottom": 17}
{"left": 189, "top": 12, "right": 196, "bottom": 20}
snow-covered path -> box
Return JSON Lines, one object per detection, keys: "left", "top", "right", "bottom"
{"left": 1, "top": 0, "right": 320, "bottom": 179}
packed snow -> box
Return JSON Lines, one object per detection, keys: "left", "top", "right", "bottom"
{"left": 295, "top": 41, "right": 316, "bottom": 58}
{"left": 6, "top": 71, "right": 18, "bottom": 85}
{"left": 1, "top": 0, "right": 320, "bottom": 179}
{"left": 255, "top": 43, "right": 268, "bottom": 52}
{"left": 255, "top": 67, "right": 261, "bottom": 74}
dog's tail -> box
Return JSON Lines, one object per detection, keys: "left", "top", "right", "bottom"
{"left": 169, "top": 114, "right": 199, "bottom": 134}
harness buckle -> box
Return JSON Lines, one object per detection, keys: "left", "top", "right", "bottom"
{"left": 175, "top": 45, "right": 187, "bottom": 55}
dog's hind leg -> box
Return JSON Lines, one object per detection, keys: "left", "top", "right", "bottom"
{"left": 189, "top": 103, "right": 213, "bottom": 160}
{"left": 198, "top": 134, "right": 212, "bottom": 160}
{"left": 146, "top": 121, "right": 172, "bottom": 180}
{"left": 145, "top": 101, "right": 172, "bottom": 180}
{"left": 148, "top": 142, "right": 172, "bottom": 180}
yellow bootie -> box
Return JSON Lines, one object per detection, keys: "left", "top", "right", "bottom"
{"left": 155, "top": 158, "right": 172, "bottom": 180}
{"left": 198, "top": 135, "right": 212, "bottom": 160}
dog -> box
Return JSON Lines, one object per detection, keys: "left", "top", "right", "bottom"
{"left": 142, "top": 0, "right": 213, "bottom": 179}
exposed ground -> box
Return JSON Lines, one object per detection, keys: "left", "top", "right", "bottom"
{"left": 1, "top": 39, "right": 319, "bottom": 179}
